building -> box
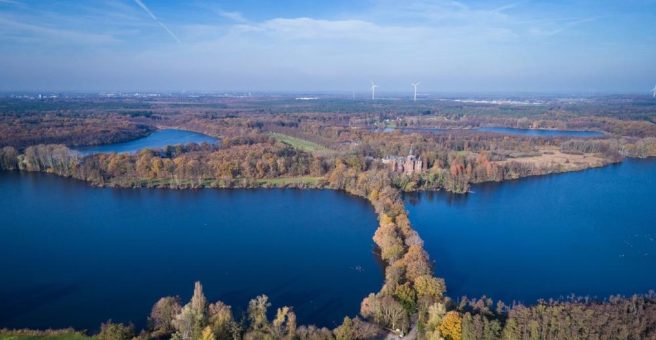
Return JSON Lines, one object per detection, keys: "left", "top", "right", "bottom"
{"left": 382, "top": 153, "right": 424, "bottom": 175}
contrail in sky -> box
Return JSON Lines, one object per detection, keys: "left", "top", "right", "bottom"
{"left": 133, "top": 0, "right": 181, "bottom": 43}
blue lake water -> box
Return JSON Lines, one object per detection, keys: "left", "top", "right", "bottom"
{"left": 384, "top": 127, "right": 603, "bottom": 137}
{"left": 75, "top": 129, "right": 218, "bottom": 155}
{"left": 405, "top": 159, "right": 656, "bottom": 303}
{"left": 0, "top": 173, "right": 382, "bottom": 331}
{"left": 476, "top": 127, "right": 604, "bottom": 137}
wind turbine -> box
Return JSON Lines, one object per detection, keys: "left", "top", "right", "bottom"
{"left": 371, "top": 81, "right": 378, "bottom": 100}
{"left": 411, "top": 82, "right": 420, "bottom": 102}
{"left": 652, "top": 84, "right": 656, "bottom": 98}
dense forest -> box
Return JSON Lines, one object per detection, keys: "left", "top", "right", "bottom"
{"left": 0, "top": 111, "right": 154, "bottom": 149}
{"left": 1, "top": 96, "right": 656, "bottom": 339}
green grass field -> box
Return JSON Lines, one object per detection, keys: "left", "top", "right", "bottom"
{"left": 255, "top": 176, "right": 323, "bottom": 186}
{"left": 117, "top": 176, "right": 323, "bottom": 188}
{"left": 268, "top": 133, "right": 330, "bottom": 153}
{"left": 0, "top": 332, "right": 89, "bottom": 340}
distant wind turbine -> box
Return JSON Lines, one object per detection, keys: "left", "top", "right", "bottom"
{"left": 411, "top": 82, "right": 420, "bottom": 102}
{"left": 652, "top": 84, "right": 656, "bottom": 98}
{"left": 370, "top": 82, "right": 378, "bottom": 100}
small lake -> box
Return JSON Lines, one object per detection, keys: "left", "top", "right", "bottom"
{"left": 382, "top": 127, "right": 603, "bottom": 137}
{"left": 476, "top": 127, "right": 603, "bottom": 137}
{"left": 75, "top": 129, "right": 218, "bottom": 155}
{"left": 0, "top": 173, "right": 382, "bottom": 331}
{"left": 405, "top": 159, "right": 656, "bottom": 303}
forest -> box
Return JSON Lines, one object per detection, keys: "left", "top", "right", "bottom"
{"left": 1, "top": 96, "right": 656, "bottom": 339}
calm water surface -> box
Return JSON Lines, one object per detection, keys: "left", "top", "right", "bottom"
{"left": 405, "top": 159, "right": 656, "bottom": 303}
{"left": 76, "top": 129, "right": 218, "bottom": 155}
{"left": 476, "top": 127, "right": 603, "bottom": 137}
{"left": 384, "top": 127, "right": 603, "bottom": 137}
{"left": 0, "top": 173, "right": 381, "bottom": 330}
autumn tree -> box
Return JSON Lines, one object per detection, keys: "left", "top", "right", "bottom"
{"left": 248, "top": 295, "right": 271, "bottom": 332}
{"left": 439, "top": 311, "right": 462, "bottom": 340}
{"left": 360, "top": 293, "right": 409, "bottom": 333}
{"left": 149, "top": 296, "right": 182, "bottom": 337}
{"left": 96, "top": 320, "right": 135, "bottom": 340}
{"left": 173, "top": 282, "right": 208, "bottom": 340}
{"left": 423, "top": 302, "right": 446, "bottom": 340}
{"left": 208, "top": 301, "right": 236, "bottom": 339}
{"left": 200, "top": 326, "right": 216, "bottom": 340}
{"left": 271, "top": 306, "right": 297, "bottom": 338}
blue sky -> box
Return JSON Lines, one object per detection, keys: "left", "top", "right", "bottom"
{"left": 0, "top": 0, "right": 655, "bottom": 93}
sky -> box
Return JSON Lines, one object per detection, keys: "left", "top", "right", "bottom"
{"left": 0, "top": 0, "right": 655, "bottom": 93}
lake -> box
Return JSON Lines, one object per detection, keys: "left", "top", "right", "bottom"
{"left": 0, "top": 173, "right": 382, "bottom": 331}
{"left": 75, "top": 129, "right": 218, "bottom": 155}
{"left": 405, "top": 159, "right": 656, "bottom": 303}
{"left": 476, "top": 127, "right": 603, "bottom": 137}
{"left": 383, "top": 127, "right": 603, "bottom": 137}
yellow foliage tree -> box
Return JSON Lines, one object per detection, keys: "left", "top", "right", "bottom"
{"left": 379, "top": 213, "right": 393, "bottom": 226}
{"left": 439, "top": 311, "right": 462, "bottom": 340}
{"left": 201, "top": 326, "right": 216, "bottom": 340}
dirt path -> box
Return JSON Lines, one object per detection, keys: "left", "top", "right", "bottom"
{"left": 379, "top": 323, "right": 418, "bottom": 340}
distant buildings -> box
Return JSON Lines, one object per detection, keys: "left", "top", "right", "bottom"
{"left": 382, "top": 152, "right": 424, "bottom": 175}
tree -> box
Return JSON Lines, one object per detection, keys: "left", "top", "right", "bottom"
{"left": 191, "top": 281, "right": 208, "bottom": 321}
{"left": 334, "top": 317, "right": 356, "bottom": 340}
{"left": 208, "top": 301, "right": 234, "bottom": 339}
{"left": 296, "top": 325, "right": 335, "bottom": 340}
{"left": 373, "top": 223, "right": 405, "bottom": 262}
{"left": 362, "top": 293, "right": 409, "bottom": 333}
{"left": 173, "top": 282, "right": 208, "bottom": 340}
{"left": 334, "top": 317, "right": 380, "bottom": 340}
{"left": 380, "top": 296, "right": 410, "bottom": 333}
{"left": 439, "top": 311, "right": 462, "bottom": 340}
{"left": 361, "top": 293, "right": 383, "bottom": 325}
{"left": 248, "top": 295, "right": 271, "bottom": 331}
{"left": 149, "top": 296, "right": 182, "bottom": 336}
{"left": 96, "top": 320, "right": 134, "bottom": 340}
{"left": 384, "top": 260, "right": 405, "bottom": 291}
{"left": 423, "top": 302, "right": 446, "bottom": 339}
{"left": 501, "top": 318, "right": 519, "bottom": 340}
{"left": 401, "top": 245, "right": 432, "bottom": 282}
{"left": 415, "top": 274, "right": 446, "bottom": 317}
{"left": 172, "top": 304, "right": 196, "bottom": 340}
{"left": 394, "top": 283, "right": 417, "bottom": 312}
{"left": 414, "top": 275, "right": 445, "bottom": 301}
{"left": 201, "top": 326, "right": 216, "bottom": 340}
{"left": 271, "top": 306, "right": 297, "bottom": 338}
{"left": 0, "top": 146, "right": 18, "bottom": 170}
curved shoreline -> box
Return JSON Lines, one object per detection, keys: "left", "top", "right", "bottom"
{"left": 1, "top": 144, "right": 655, "bottom": 338}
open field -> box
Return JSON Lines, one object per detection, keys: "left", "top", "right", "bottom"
{"left": 269, "top": 132, "right": 330, "bottom": 153}
{"left": 255, "top": 176, "right": 324, "bottom": 186}
{"left": 495, "top": 146, "right": 611, "bottom": 172}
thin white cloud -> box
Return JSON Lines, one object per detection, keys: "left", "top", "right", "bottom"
{"left": 133, "top": 0, "right": 180, "bottom": 43}
{"left": 0, "top": 15, "right": 118, "bottom": 44}
{"left": 215, "top": 9, "right": 248, "bottom": 24}
{"left": 530, "top": 17, "right": 598, "bottom": 37}
{"left": 236, "top": 18, "right": 418, "bottom": 41}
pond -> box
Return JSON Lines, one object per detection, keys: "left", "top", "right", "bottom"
{"left": 0, "top": 173, "right": 382, "bottom": 331}
{"left": 476, "top": 127, "right": 603, "bottom": 137}
{"left": 75, "top": 129, "right": 218, "bottom": 155}
{"left": 405, "top": 159, "right": 656, "bottom": 303}
{"left": 381, "top": 127, "right": 603, "bottom": 137}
